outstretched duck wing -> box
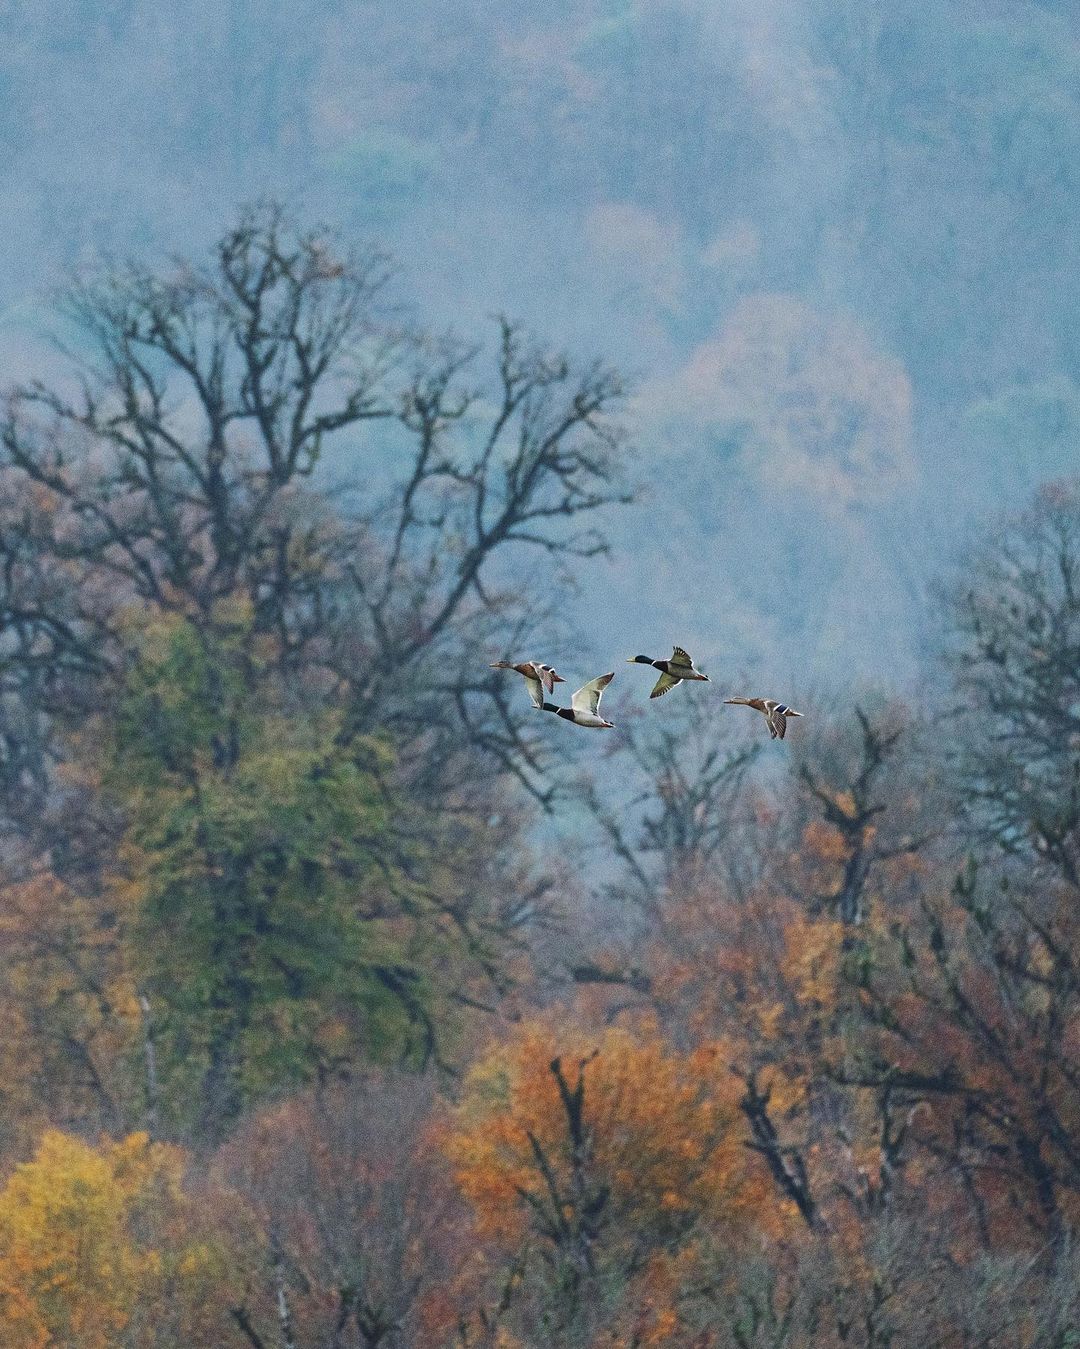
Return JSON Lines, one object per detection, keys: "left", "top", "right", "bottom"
{"left": 572, "top": 672, "right": 614, "bottom": 716}
{"left": 767, "top": 707, "right": 787, "bottom": 739}
{"left": 671, "top": 645, "right": 694, "bottom": 669}
{"left": 650, "top": 670, "right": 682, "bottom": 699}
{"left": 523, "top": 674, "right": 545, "bottom": 710}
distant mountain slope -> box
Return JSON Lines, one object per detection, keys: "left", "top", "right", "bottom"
{"left": 1, "top": 0, "right": 1077, "bottom": 684}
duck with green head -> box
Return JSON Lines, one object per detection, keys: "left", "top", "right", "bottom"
{"left": 540, "top": 672, "right": 616, "bottom": 728}
{"left": 627, "top": 645, "right": 710, "bottom": 699}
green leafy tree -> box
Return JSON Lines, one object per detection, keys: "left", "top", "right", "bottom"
{"left": 109, "top": 607, "right": 482, "bottom": 1139}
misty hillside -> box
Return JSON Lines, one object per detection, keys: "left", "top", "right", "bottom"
{"left": 1, "top": 0, "right": 1078, "bottom": 683}
{"left": 3, "top": 8, "right": 1080, "bottom": 1343}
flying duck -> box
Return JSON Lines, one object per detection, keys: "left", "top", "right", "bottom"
{"left": 540, "top": 672, "right": 615, "bottom": 728}
{"left": 724, "top": 697, "right": 804, "bottom": 740}
{"left": 627, "top": 646, "right": 710, "bottom": 699}
{"left": 490, "top": 660, "right": 566, "bottom": 710}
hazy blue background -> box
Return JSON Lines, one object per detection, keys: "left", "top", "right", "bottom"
{"left": 2, "top": 0, "right": 1077, "bottom": 693}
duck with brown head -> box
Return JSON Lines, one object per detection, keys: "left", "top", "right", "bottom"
{"left": 724, "top": 696, "right": 804, "bottom": 740}
{"left": 490, "top": 659, "right": 566, "bottom": 709}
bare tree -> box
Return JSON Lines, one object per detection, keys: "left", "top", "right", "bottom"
{"left": 567, "top": 699, "right": 759, "bottom": 1001}
{"left": 218, "top": 1072, "right": 463, "bottom": 1349}
{"left": 944, "top": 478, "right": 1080, "bottom": 890}
{"left": 0, "top": 203, "right": 633, "bottom": 838}
{"left": 796, "top": 703, "right": 928, "bottom": 925}
{"left": 0, "top": 205, "right": 630, "bottom": 1146}
{"left": 579, "top": 697, "right": 760, "bottom": 910}
{"left": 847, "top": 852, "right": 1080, "bottom": 1251}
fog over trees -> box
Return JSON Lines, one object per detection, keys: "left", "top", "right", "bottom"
{"left": 1, "top": 1, "right": 1078, "bottom": 680}
{"left": 0, "top": 5, "right": 1078, "bottom": 1346}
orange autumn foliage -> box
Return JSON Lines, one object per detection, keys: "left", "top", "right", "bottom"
{"left": 444, "top": 1018, "right": 778, "bottom": 1254}
{"left": 650, "top": 878, "right": 845, "bottom": 1101}
{"left": 590, "top": 1247, "right": 698, "bottom": 1348}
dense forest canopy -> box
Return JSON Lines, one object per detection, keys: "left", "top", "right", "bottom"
{"left": 0, "top": 204, "right": 1076, "bottom": 1347}
{"left": 0, "top": 4, "right": 1078, "bottom": 1345}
